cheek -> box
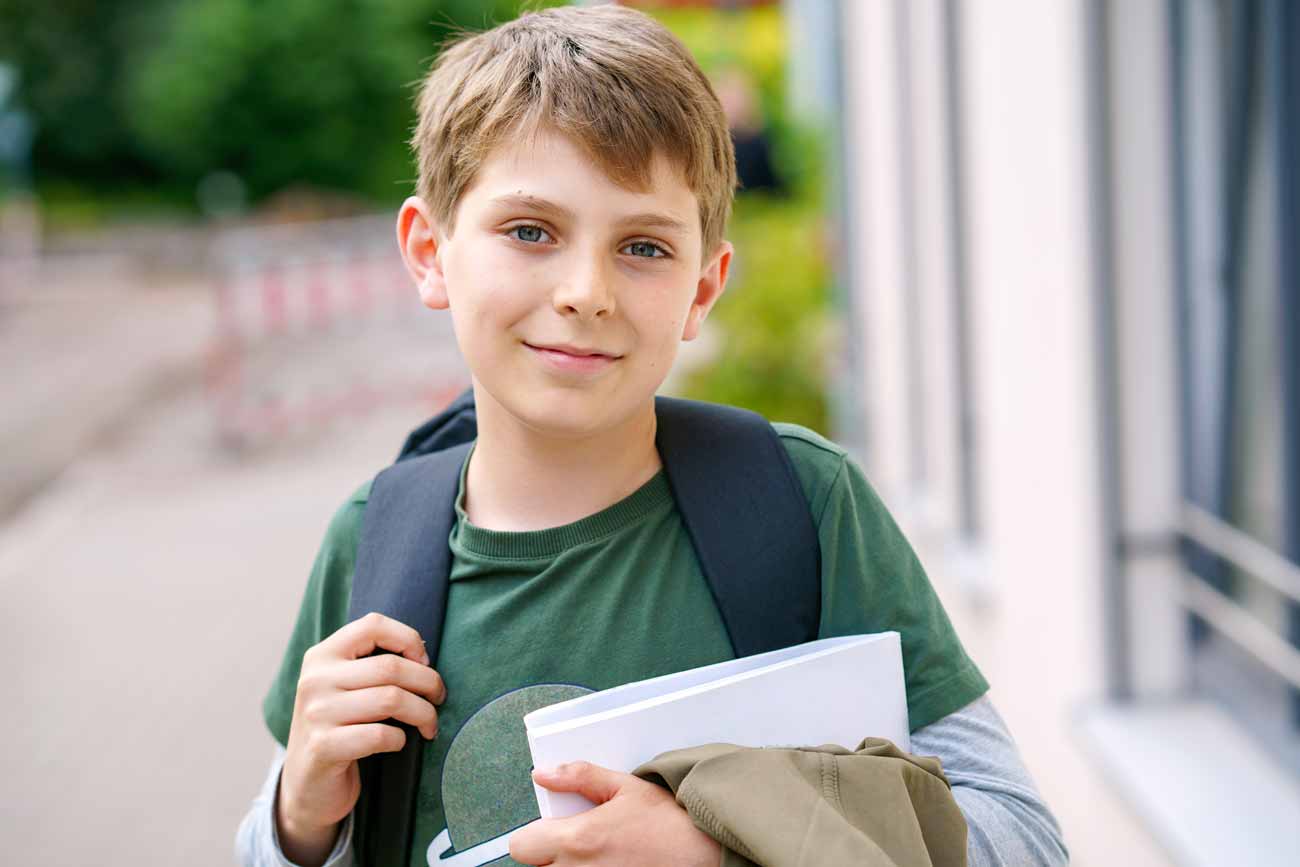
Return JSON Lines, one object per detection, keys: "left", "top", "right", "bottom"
{"left": 445, "top": 249, "right": 533, "bottom": 322}
{"left": 628, "top": 275, "right": 694, "bottom": 332}
{"left": 630, "top": 305, "right": 689, "bottom": 371}
{"left": 654, "top": 295, "right": 694, "bottom": 344}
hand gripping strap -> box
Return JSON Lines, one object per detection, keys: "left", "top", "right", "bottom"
{"left": 653, "top": 397, "right": 821, "bottom": 658}
{"left": 347, "top": 441, "right": 471, "bottom": 866}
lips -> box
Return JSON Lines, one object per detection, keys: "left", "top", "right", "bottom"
{"left": 525, "top": 342, "right": 620, "bottom": 359}
{"left": 524, "top": 341, "right": 622, "bottom": 374}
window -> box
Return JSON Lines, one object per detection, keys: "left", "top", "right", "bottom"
{"left": 1170, "top": 0, "right": 1300, "bottom": 775}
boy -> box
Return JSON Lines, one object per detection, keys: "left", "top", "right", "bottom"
{"left": 238, "top": 5, "right": 1066, "bottom": 866}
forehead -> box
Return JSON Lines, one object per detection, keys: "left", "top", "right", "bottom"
{"left": 462, "top": 128, "right": 700, "bottom": 229}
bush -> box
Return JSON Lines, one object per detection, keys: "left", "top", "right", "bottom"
{"left": 0, "top": 0, "right": 562, "bottom": 210}
{"left": 648, "top": 4, "right": 833, "bottom": 432}
{"left": 123, "top": 0, "right": 563, "bottom": 206}
{"left": 683, "top": 192, "right": 831, "bottom": 433}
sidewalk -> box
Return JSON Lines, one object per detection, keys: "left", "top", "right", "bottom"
{"left": 0, "top": 389, "right": 436, "bottom": 866}
{"left": 0, "top": 258, "right": 212, "bottom": 520}
{"left": 1, "top": 231, "right": 469, "bottom": 864}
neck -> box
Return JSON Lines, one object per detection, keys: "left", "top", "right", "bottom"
{"left": 463, "top": 386, "right": 662, "bottom": 531}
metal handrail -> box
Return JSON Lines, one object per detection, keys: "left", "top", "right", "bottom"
{"left": 1181, "top": 576, "right": 1300, "bottom": 691}
{"left": 1180, "top": 504, "right": 1300, "bottom": 604}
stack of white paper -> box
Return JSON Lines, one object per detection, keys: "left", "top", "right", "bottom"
{"left": 524, "top": 632, "right": 908, "bottom": 818}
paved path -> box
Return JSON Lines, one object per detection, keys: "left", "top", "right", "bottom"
{"left": 0, "top": 264, "right": 212, "bottom": 521}
{"left": 1, "top": 250, "right": 467, "bottom": 864}
{"left": 1, "top": 387, "right": 458, "bottom": 866}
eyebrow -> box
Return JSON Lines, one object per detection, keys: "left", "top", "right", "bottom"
{"left": 490, "top": 194, "right": 576, "bottom": 222}
{"left": 616, "top": 212, "right": 692, "bottom": 236}
{"left": 489, "top": 194, "right": 691, "bottom": 236}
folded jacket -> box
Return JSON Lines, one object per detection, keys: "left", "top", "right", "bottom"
{"left": 634, "top": 739, "right": 967, "bottom": 867}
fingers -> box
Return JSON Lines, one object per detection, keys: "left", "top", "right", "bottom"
{"left": 513, "top": 763, "right": 627, "bottom": 865}
{"left": 531, "top": 762, "right": 627, "bottom": 805}
{"left": 332, "top": 652, "right": 446, "bottom": 706}
{"left": 509, "top": 818, "right": 564, "bottom": 866}
{"left": 280, "top": 616, "right": 437, "bottom": 833}
{"left": 319, "top": 612, "right": 429, "bottom": 665}
{"left": 315, "top": 685, "right": 440, "bottom": 740}
{"left": 510, "top": 773, "right": 713, "bottom": 867}
{"left": 303, "top": 723, "right": 407, "bottom": 765}
{"left": 283, "top": 612, "right": 442, "bottom": 823}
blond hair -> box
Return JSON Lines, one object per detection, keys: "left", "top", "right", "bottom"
{"left": 411, "top": 4, "right": 736, "bottom": 257}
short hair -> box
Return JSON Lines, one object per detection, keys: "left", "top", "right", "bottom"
{"left": 411, "top": 4, "right": 737, "bottom": 257}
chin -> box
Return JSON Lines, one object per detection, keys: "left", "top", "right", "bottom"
{"left": 521, "top": 395, "right": 624, "bottom": 439}
{"left": 500, "top": 384, "right": 650, "bottom": 441}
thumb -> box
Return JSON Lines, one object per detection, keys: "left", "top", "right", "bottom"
{"left": 532, "top": 761, "right": 627, "bottom": 805}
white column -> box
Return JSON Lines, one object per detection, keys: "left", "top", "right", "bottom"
{"left": 1104, "top": 0, "right": 1186, "bottom": 699}
{"left": 905, "top": 0, "right": 966, "bottom": 535}
{"left": 842, "top": 0, "right": 914, "bottom": 503}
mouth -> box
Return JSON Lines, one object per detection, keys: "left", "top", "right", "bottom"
{"left": 524, "top": 342, "right": 621, "bottom": 359}
{"left": 524, "top": 342, "right": 623, "bottom": 374}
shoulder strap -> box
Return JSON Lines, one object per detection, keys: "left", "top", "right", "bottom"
{"left": 653, "top": 396, "right": 821, "bottom": 657}
{"left": 347, "top": 441, "right": 472, "bottom": 867}
{"left": 395, "top": 387, "right": 477, "bottom": 462}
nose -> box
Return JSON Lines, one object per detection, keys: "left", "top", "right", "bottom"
{"left": 552, "top": 251, "right": 615, "bottom": 321}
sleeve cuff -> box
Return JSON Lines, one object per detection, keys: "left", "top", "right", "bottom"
{"left": 269, "top": 770, "right": 355, "bottom": 867}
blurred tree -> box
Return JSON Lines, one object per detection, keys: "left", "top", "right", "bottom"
{"left": 0, "top": 0, "right": 561, "bottom": 210}
{"left": 649, "top": 4, "right": 832, "bottom": 432}
{"left": 684, "top": 193, "right": 831, "bottom": 432}
{"left": 0, "top": 0, "right": 171, "bottom": 192}
{"left": 125, "top": 0, "right": 563, "bottom": 206}
{"left": 0, "top": 63, "right": 35, "bottom": 195}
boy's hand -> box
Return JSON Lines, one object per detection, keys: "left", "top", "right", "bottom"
{"left": 277, "top": 612, "right": 446, "bottom": 865}
{"left": 509, "top": 762, "right": 721, "bottom": 867}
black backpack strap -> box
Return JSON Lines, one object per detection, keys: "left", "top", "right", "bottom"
{"left": 654, "top": 396, "right": 821, "bottom": 657}
{"left": 347, "top": 441, "right": 472, "bottom": 866}
{"left": 396, "top": 387, "right": 476, "bottom": 461}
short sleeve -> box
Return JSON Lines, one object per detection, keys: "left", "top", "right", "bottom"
{"left": 776, "top": 424, "right": 989, "bottom": 732}
{"left": 261, "top": 482, "right": 371, "bottom": 746}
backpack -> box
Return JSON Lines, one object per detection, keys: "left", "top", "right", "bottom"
{"left": 346, "top": 388, "right": 821, "bottom": 865}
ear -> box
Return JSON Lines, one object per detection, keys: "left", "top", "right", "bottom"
{"left": 397, "top": 196, "right": 449, "bottom": 310}
{"left": 682, "top": 239, "right": 733, "bottom": 342}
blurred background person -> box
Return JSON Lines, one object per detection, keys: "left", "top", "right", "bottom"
{"left": 716, "top": 65, "right": 785, "bottom": 194}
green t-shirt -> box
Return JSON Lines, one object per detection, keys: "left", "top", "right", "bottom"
{"left": 263, "top": 423, "right": 988, "bottom": 867}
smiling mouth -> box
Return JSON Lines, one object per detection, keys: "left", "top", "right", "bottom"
{"left": 524, "top": 342, "right": 622, "bottom": 374}
{"left": 524, "top": 342, "right": 621, "bottom": 359}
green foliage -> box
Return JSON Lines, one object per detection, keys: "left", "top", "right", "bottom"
{"left": 123, "top": 0, "right": 560, "bottom": 205}
{"left": 0, "top": 0, "right": 562, "bottom": 210}
{"left": 0, "top": 0, "right": 170, "bottom": 187}
{"left": 683, "top": 192, "right": 832, "bottom": 434}
{"left": 652, "top": 5, "right": 786, "bottom": 85}
{"left": 648, "top": 5, "right": 833, "bottom": 432}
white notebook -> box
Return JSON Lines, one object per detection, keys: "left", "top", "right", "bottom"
{"left": 524, "top": 632, "right": 909, "bottom": 818}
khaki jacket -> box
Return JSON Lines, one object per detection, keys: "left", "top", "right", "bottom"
{"left": 635, "top": 739, "right": 967, "bottom": 867}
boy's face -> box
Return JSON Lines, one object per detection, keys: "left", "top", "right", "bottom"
{"left": 399, "top": 128, "right": 731, "bottom": 439}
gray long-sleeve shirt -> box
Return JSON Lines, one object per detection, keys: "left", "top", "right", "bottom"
{"left": 235, "top": 694, "right": 1067, "bottom": 866}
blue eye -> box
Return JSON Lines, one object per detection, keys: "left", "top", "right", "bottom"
{"left": 625, "top": 241, "right": 667, "bottom": 259}
{"left": 511, "top": 225, "right": 549, "bottom": 243}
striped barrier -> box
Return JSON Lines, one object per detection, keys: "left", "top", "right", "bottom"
{"left": 207, "top": 215, "right": 467, "bottom": 447}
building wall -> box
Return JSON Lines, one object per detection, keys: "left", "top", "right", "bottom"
{"left": 839, "top": 1, "right": 1174, "bottom": 863}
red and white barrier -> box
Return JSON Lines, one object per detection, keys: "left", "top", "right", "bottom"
{"left": 207, "top": 215, "right": 466, "bottom": 446}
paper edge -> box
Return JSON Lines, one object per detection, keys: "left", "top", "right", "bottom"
{"left": 526, "top": 632, "right": 900, "bottom": 739}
